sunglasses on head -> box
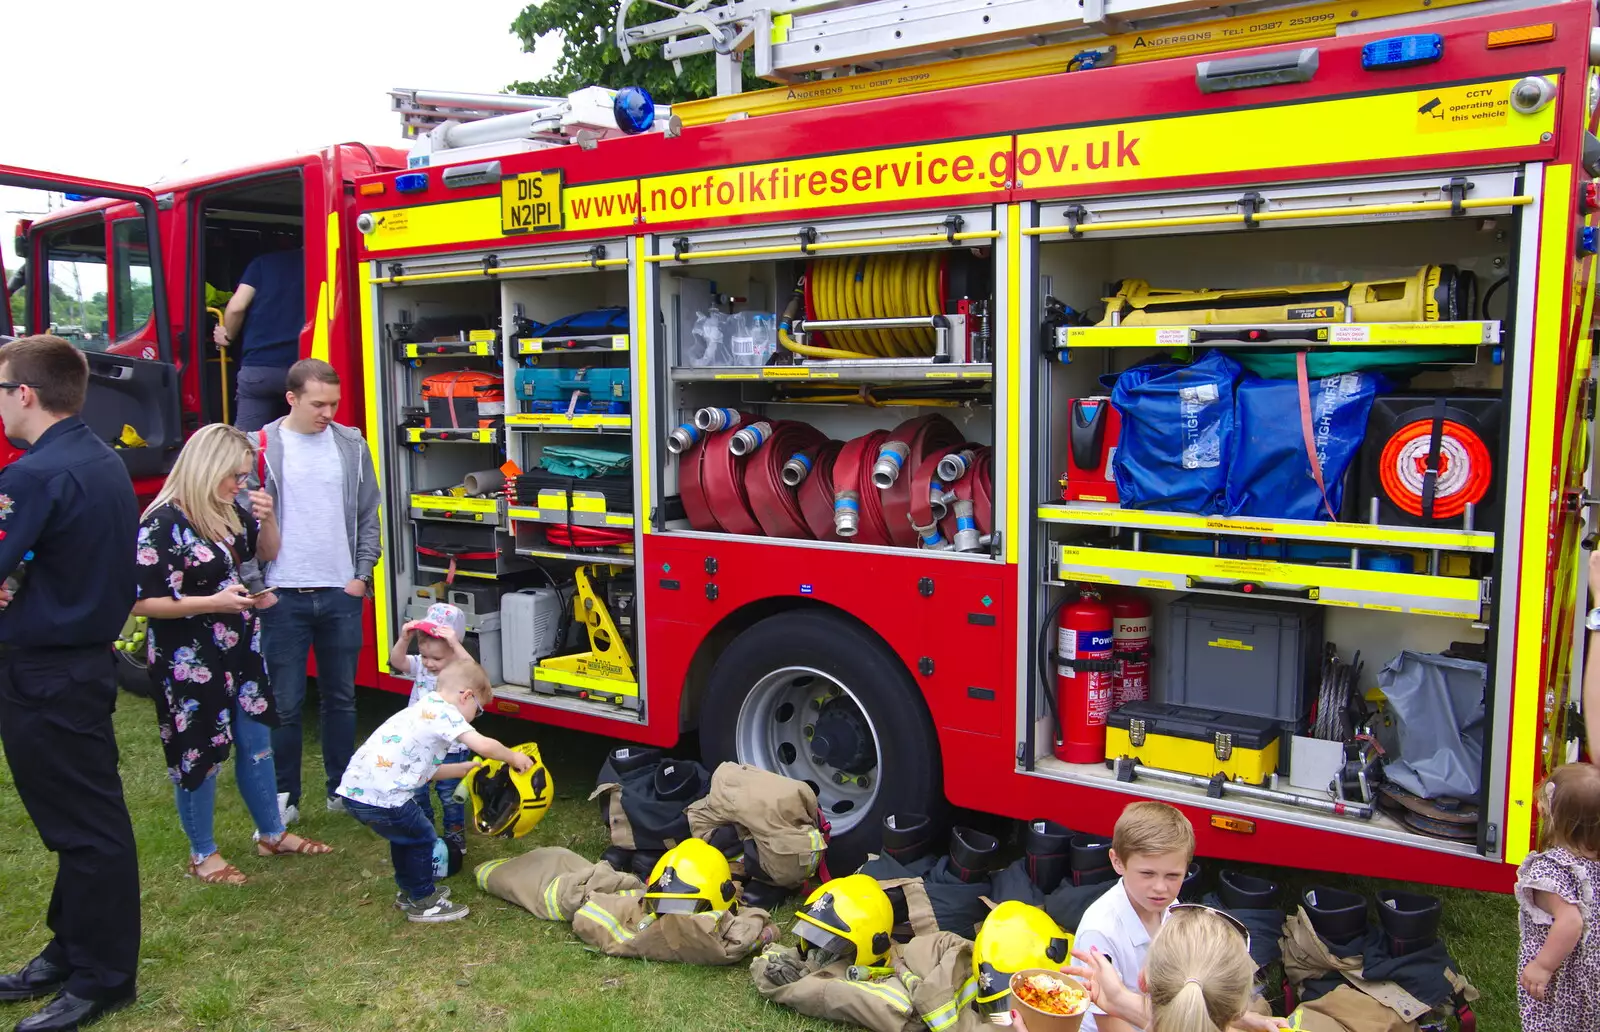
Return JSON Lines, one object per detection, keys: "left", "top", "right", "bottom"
{"left": 1167, "top": 902, "right": 1251, "bottom": 954}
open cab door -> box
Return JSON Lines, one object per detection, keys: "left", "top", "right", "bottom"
{"left": 0, "top": 165, "right": 181, "bottom": 482}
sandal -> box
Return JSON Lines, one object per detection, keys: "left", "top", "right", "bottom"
{"left": 257, "top": 832, "right": 333, "bottom": 857}
{"left": 186, "top": 859, "right": 248, "bottom": 885}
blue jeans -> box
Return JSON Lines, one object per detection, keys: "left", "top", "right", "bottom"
{"left": 173, "top": 703, "right": 286, "bottom": 862}
{"left": 343, "top": 797, "right": 438, "bottom": 900}
{"left": 261, "top": 587, "right": 365, "bottom": 807}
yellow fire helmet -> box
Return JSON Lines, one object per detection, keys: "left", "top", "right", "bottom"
{"left": 973, "top": 900, "right": 1074, "bottom": 1018}
{"left": 645, "top": 838, "right": 738, "bottom": 916}
{"left": 792, "top": 874, "right": 895, "bottom": 967}
{"left": 464, "top": 742, "right": 553, "bottom": 839}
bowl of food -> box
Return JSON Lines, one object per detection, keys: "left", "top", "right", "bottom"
{"left": 1009, "top": 968, "right": 1091, "bottom": 1031}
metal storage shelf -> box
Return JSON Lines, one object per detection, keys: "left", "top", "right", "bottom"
{"left": 1037, "top": 503, "right": 1494, "bottom": 553}
{"left": 507, "top": 502, "right": 635, "bottom": 529}
{"left": 515, "top": 546, "right": 636, "bottom": 565}
{"left": 1054, "top": 320, "right": 1499, "bottom": 349}
{"left": 505, "top": 413, "right": 632, "bottom": 433}
{"left": 533, "top": 667, "right": 641, "bottom": 710}
{"left": 491, "top": 683, "right": 645, "bottom": 724}
{"left": 1049, "top": 543, "right": 1483, "bottom": 620}
{"left": 403, "top": 426, "right": 501, "bottom": 445}
{"left": 517, "top": 334, "right": 630, "bottom": 355}
{"left": 669, "top": 361, "right": 995, "bottom": 384}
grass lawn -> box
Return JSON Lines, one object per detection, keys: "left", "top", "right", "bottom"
{"left": 0, "top": 687, "right": 1518, "bottom": 1032}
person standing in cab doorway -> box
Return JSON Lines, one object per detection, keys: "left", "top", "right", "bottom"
{"left": 0, "top": 335, "right": 141, "bottom": 1032}
{"left": 241, "top": 358, "right": 380, "bottom": 825}
{"left": 215, "top": 245, "right": 304, "bottom": 432}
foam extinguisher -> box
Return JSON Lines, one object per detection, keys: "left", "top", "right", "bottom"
{"left": 1111, "top": 594, "right": 1152, "bottom": 708}
{"left": 1056, "top": 593, "right": 1115, "bottom": 764}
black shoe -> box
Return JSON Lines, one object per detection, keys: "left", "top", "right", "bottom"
{"left": 16, "top": 991, "right": 133, "bottom": 1032}
{"left": 0, "top": 958, "right": 67, "bottom": 1003}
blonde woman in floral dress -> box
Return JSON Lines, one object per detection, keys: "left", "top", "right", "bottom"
{"left": 132, "top": 424, "right": 330, "bottom": 885}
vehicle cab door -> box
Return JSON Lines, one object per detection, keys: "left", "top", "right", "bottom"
{"left": 0, "top": 165, "right": 181, "bottom": 484}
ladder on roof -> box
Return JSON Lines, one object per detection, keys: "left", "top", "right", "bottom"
{"left": 616, "top": 0, "right": 1271, "bottom": 94}
{"left": 389, "top": 88, "right": 571, "bottom": 140}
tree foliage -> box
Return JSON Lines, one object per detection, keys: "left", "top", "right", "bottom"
{"left": 508, "top": 1, "right": 765, "bottom": 103}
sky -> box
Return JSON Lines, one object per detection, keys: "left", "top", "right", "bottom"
{"left": 3, "top": 0, "right": 558, "bottom": 284}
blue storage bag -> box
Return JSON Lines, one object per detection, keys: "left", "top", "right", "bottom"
{"left": 1109, "top": 350, "right": 1242, "bottom": 515}
{"left": 1226, "top": 371, "right": 1382, "bottom": 521}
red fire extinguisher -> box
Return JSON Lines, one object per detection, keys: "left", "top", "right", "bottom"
{"left": 1111, "top": 595, "right": 1152, "bottom": 708}
{"left": 1056, "top": 596, "right": 1114, "bottom": 764}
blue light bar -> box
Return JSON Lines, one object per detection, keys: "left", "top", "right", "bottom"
{"left": 1361, "top": 34, "right": 1443, "bottom": 69}
{"left": 1581, "top": 226, "right": 1598, "bottom": 255}
{"left": 394, "top": 172, "right": 429, "bottom": 193}
{"left": 613, "top": 86, "right": 656, "bottom": 135}
{"left": 63, "top": 193, "right": 90, "bottom": 202}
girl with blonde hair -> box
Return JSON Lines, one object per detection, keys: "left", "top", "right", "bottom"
{"left": 133, "top": 423, "right": 331, "bottom": 885}
{"left": 1014, "top": 905, "right": 1284, "bottom": 1031}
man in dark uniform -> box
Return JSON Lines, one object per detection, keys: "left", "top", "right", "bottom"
{"left": 0, "top": 335, "right": 140, "bottom": 1032}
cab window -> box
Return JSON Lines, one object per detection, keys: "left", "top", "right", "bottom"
{"left": 111, "top": 219, "right": 153, "bottom": 339}
{"left": 37, "top": 219, "right": 111, "bottom": 351}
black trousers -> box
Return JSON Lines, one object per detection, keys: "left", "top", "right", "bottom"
{"left": 0, "top": 646, "right": 140, "bottom": 1000}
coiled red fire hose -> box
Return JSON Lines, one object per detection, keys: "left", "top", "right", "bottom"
{"left": 677, "top": 408, "right": 993, "bottom": 552}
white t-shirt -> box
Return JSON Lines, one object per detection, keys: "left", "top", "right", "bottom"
{"left": 336, "top": 691, "right": 471, "bottom": 808}
{"left": 401, "top": 657, "right": 471, "bottom": 760}
{"left": 1075, "top": 878, "right": 1170, "bottom": 1032}
{"left": 268, "top": 426, "right": 354, "bottom": 588}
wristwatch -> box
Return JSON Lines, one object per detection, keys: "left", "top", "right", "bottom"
{"left": 1587, "top": 606, "right": 1600, "bottom": 631}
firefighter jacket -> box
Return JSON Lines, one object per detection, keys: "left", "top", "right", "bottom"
{"left": 751, "top": 933, "right": 983, "bottom": 1032}
{"left": 570, "top": 892, "right": 778, "bottom": 965}
{"left": 474, "top": 846, "right": 643, "bottom": 921}
{"left": 859, "top": 855, "right": 993, "bottom": 941}
{"left": 1284, "top": 986, "right": 1426, "bottom": 1032}
{"left": 589, "top": 755, "right": 711, "bottom": 853}
{"left": 685, "top": 762, "right": 827, "bottom": 889}
{"left": 1280, "top": 907, "right": 1477, "bottom": 1029}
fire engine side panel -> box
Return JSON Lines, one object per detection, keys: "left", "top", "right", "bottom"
{"left": 638, "top": 534, "right": 1016, "bottom": 761}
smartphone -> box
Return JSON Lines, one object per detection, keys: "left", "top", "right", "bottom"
{"left": 248, "top": 588, "right": 274, "bottom": 598}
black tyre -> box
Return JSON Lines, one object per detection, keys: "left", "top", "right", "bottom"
{"left": 699, "top": 610, "right": 943, "bottom": 871}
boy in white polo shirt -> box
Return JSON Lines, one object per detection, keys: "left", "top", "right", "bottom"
{"left": 1074, "top": 802, "right": 1195, "bottom": 1032}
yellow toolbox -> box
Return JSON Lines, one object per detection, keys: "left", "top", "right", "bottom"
{"left": 1105, "top": 702, "right": 1282, "bottom": 785}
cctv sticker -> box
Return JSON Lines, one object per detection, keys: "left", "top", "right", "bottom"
{"left": 1415, "top": 83, "right": 1510, "bottom": 134}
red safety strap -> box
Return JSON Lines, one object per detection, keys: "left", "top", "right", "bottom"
{"left": 1295, "top": 352, "right": 1340, "bottom": 522}
{"left": 416, "top": 545, "right": 497, "bottom": 585}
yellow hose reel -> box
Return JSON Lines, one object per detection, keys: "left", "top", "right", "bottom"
{"left": 779, "top": 252, "right": 962, "bottom": 361}
{"left": 1096, "top": 265, "right": 1477, "bottom": 327}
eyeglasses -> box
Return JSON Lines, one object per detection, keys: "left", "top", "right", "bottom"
{"left": 0, "top": 382, "right": 37, "bottom": 393}
{"left": 232, "top": 472, "right": 251, "bottom": 484}
{"left": 1167, "top": 903, "right": 1252, "bottom": 954}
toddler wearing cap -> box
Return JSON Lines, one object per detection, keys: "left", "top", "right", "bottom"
{"left": 389, "top": 601, "right": 475, "bottom": 858}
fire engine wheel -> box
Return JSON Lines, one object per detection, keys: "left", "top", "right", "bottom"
{"left": 700, "top": 610, "right": 942, "bottom": 870}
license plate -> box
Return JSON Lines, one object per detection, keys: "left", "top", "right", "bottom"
{"left": 500, "top": 171, "right": 564, "bottom": 234}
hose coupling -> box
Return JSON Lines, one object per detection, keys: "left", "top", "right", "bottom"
{"left": 667, "top": 423, "right": 702, "bottom": 454}
{"left": 694, "top": 407, "right": 740, "bottom": 432}
{"left": 953, "top": 498, "right": 981, "bottom": 551}
{"left": 937, "top": 449, "right": 975, "bottom": 483}
{"left": 781, "top": 452, "right": 813, "bottom": 486}
{"left": 871, "top": 441, "right": 911, "bottom": 489}
{"left": 834, "top": 490, "right": 861, "bottom": 537}
{"left": 728, "top": 421, "right": 773, "bottom": 456}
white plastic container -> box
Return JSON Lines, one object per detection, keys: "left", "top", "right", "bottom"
{"left": 500, "top": 588, "right": 564, "bottom": 686}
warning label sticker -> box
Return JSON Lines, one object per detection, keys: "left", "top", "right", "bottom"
{"left": 1207, "top": 637, "right": 1255, "bottom": 651}
{"left": 1415, "top": 83, "right": 1510, "bottom": 134}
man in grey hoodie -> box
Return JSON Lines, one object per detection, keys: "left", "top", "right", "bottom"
{"left": 242, "top": 358, "right": 380, "bottom": 822}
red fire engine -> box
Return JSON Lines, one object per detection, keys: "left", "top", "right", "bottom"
{"left": 8, "top": 0, "right": 1599, "bottom": 890}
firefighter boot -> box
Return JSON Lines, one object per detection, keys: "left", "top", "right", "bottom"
{"left": 948, "top": 826, "right": 999, "bottom": 883}
{"left": 1023, "top": 819, "right": 1074, "bottom": 894}
{"left": 1302, "top": 885, "right": 1369, "bottom": 946}
{"left": 1069, "top": 833, "right": 1117, "bottom": 886}
{"left": 1377, "top": 890, "right": 1443, "bottom": 956}
{"left": 1219, "top": 869, "right": 1280, "bottom": 911}
{"left": 882, "top": 813, "right": 939, "bottom": 866}
{"left": 600, "top": 846, "right": 636, "bottom": 872}
{"left": 1180, "top": 861, "right": 1204, "bottom": 902}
